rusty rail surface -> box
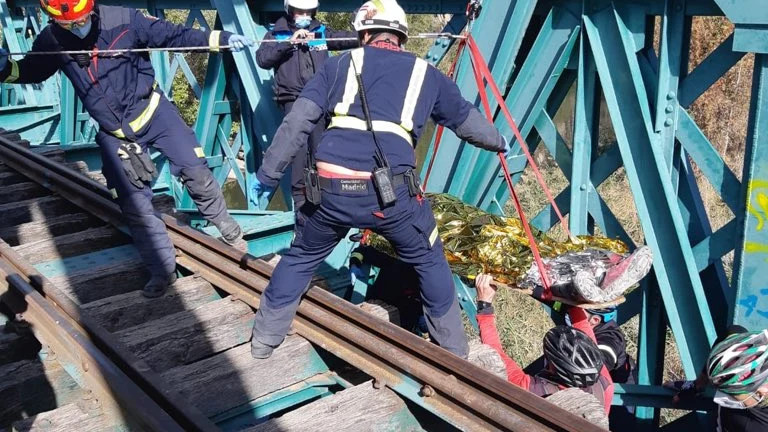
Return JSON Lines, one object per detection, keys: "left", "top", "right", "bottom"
{"left": 0, "top": 136, "right": 605, "bottom": 432}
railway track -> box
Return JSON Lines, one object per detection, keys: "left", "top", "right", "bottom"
{"left": 0, "top": 131, "right": 602, "bottom": 432}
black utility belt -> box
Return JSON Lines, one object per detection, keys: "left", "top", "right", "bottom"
{"left": 315, "top": 170, "right": 420, "bottom": 197}
{"left": 274, "top": 96, "right": 298, "bottom": 104}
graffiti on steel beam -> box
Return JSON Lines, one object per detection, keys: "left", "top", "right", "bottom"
{"left": 738, "top": 179, "right": 768, "bottom": 319}
{"left": 747, "top": 180, "right": 768, "bottom": 232}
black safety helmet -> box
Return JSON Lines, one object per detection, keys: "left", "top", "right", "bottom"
{"left": 543, "top": 325, "right": 604, "bottom": 388}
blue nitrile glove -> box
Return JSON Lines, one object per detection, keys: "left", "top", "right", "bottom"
{"left": 0, "top": 49, "right": 8, "bottom": 71}
{"left": 501, "top": 135, "right": 511, "bottom": 157}
{"left": 249, "top": 177, "right": 275, "bottom": 209}
{"left": 228, "top": 34, "right": 254, "bottom": 52}
{"left": 349, "top": 264, "right": 368, "bottom": 286}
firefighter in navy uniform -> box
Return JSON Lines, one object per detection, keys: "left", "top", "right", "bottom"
{"left": 249, "top": 0, "right": 511, "bottom": 359}
{"left": 0, "top": 0, "right": 254, "bottom": 298}
{"left": 256, "top": 0, "right": 358, "bottom": 213}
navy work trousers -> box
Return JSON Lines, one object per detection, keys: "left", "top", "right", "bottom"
{"left": 251, "top": 180, "right": 469, "bottom": 358}
{"left": 99, "top": 96, "right": 232, "bottom": 279}
{"left": 279, "top": 101, "right": 326, "bottom": 211}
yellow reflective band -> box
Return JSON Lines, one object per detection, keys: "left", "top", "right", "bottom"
{"left": 5, "top": 60, "right": 19, "bottom": 83}
{"left": 400, "top": 58, "right": 428, "bottom": 132}
{"left": 109, "top": 188, "right": 118, "bottom": 199}
{"left": 328, "top": 115, "right": 413, "bottom": 146}
{"left": 371, "top": 0, "right": 386, "bottom": 12}
{"left": 333, "top": 48, "right": 365, "bottom": 116}
{"left": 110, "top": 84, "right": 160, "bottom": 138}
{"left": 209, "top": 30, "right": 221, "bottom": 53}
{"left": 194, "top": 147, "right": 205, "bottom": 158}
{"left": 44, "top": 4, "right": 63, "bottom": 16}
{"left": 128, "top": 90, "right": 160, "bottom": 134}
{"left": 428, "top": 226, "right": 438, "bottom": 247}
{"left": 351, "top": 252, "right": 364, "bottom": 262}
{"left": 73, "top": 0, "right": 89, "bottom": 13}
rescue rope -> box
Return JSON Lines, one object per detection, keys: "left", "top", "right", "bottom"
{"left": 463, "top": 35, "right": 554, "bottom": 299}
{"left": 4, "top": 33, "right": 467, "bottom": 57}
{"left": 464, "top": 35, "right": 571, "bottom": 239}
{"left": 426, "top": 0, "right": 566, "bottom": 299}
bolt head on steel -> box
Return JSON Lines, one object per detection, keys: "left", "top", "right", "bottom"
{"left": 420, "top": 384, "right": 435, "bottom": 397}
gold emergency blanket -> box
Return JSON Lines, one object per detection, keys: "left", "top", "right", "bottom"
{"left": 366, "top": 193, "right": 628, "bottom": 286}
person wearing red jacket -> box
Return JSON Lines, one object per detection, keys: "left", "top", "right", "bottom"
{"left": 474, "top": 273, "right": 615, "bottom": 414}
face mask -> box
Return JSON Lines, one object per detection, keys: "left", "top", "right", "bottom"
{"left": 69, "top": 17, "right": 92, "bottom": 39}
{"left": 714, "top": 390, "right": 765, "bottom": 410}
{"left": 295, "top": 15, "right": 311, "bottom": 29}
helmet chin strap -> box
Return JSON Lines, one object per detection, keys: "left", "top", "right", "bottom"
{"left": 758, "top": 391, "right": 768, "bottom": 408}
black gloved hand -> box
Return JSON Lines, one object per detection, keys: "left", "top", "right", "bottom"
{"left": 118, "top": 142, "right": 156, "bottom": 189}
{"left": 71, "top": 53, "right": 91, "bottom": 68}
{"left": 663, "top": 380, "right": 702, "bottom": 405}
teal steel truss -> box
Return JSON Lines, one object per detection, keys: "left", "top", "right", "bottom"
{"left": 0, "top": 0, "right": 766, "bottom": 429}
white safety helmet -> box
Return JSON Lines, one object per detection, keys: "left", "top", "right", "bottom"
{"left": 284, "top": 0, "right": 319, "bottom": 14}
{"left": 352, "top": 0, "right": 408, "bottom": 41}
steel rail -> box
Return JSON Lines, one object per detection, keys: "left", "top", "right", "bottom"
{"left": 0, "top": 136, "right": 604, "bottom": 431}
{"left": 0, "top": 256, "right": 185, "bottom": 432}
{"left": 164, "top": 226, "right": 609, "bottom": 431}
{"left": 0, "top": 140, "right": 225, "bottom": 432}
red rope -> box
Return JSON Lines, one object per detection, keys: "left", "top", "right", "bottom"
{"left": 464, "top": 35, "right": 554, "bottom": 297}
{"left": 397, "top": 13, "right": 561, "bottom": 296}
{"left": 466, "top": 35, "right": 571, "bottom": 240}
{"left": 360, "top": 229, "right": 372, "bottom": 245}
{"left": 497, "top": 153, "right": 553, "bottom": 297}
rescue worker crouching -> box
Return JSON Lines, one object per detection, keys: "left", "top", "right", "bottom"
{"left": 256, "top": 0, "right": 358, "bottom": 214}
{"left": 249, "top": 0, "right": 511, "bottom": 360}
{"left": 0, "top": 0, "right": 255, "bottom": 298}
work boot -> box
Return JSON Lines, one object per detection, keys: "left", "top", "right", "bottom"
{"left": 142, "top": 273, "right": 177, "bottom": 298}
{"left": 601, "top": 246, "right": 654, "bottom": 298}
{"left": 219, "top": 222, "right": 248, "bottom": 253}
{"left": 251, "top": 338, "right": 276, "bottom": 359}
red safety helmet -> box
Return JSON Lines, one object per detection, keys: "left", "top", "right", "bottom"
{"left": 39, "top": 0, "right": 94, "bottom": 23}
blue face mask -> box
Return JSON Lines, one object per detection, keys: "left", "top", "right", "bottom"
{"left": 69, "top": 17, "right": 92, "bottom": 39}
{"left": 295, "top": 15, "right": 312, "bottom": 29}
